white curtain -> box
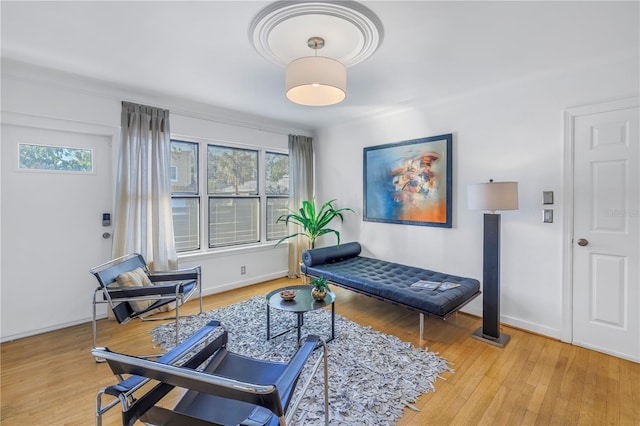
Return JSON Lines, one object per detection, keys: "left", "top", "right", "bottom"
{"left": 112, "top": 101, "right": 177, "bottom": 271}
{"left": 287, "top": 134, "right": 314, "bottom": 277}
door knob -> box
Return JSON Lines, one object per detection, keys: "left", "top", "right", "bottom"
{"left": 577, "top": 238, "right": 589, "bottom": 246}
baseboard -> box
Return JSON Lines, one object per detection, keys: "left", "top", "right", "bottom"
{"left": 461, "top": 306, "right": 561, "bottom": 340}
{"left": 1, "top": 271, "right": 289, "bottom": 343}
{"left": 201, "top": 271, "right": 289, "bottom": 296}
{"left": 1, "top": 316, "right": 103, "bottom": 343}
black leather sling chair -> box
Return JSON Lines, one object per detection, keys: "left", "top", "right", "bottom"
{"left": 90, "top": 253, "right": 202, "bottom": 357}
{"left": 92, "top": 320, "right": 329, "bottom": 426}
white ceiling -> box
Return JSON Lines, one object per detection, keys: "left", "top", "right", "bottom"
{"left": 1, "top": 1, "right": 638, "bottom": 131}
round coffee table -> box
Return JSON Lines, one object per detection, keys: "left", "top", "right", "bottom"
{"left": 266, "top": 284, "right": 336, "bottom": 344}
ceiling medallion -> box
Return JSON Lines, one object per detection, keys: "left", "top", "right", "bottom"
{"left": 249, "top": 1, "right": 384, "bottom": 68}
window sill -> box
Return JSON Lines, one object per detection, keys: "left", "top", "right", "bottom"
{"left": 177, "top": 241, "right": 288, "bottom": 262}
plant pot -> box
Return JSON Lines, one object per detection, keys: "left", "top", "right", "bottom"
{"left": 311, "top": 288, "right": 327, "bottom": 301}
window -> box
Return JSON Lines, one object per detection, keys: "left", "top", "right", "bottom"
{"left": 208, "top": 145, "right": 259, "bottom": 248}
{"left": 170, "top": 141, "right": 199, "bottom": 252}
{"left": 170, "top": 139, "right": 289, "bottom": 252}
{"left": 265, "top": 152, "right": 289, "bottom": 241}
{"left": 19, "top": 143, "right": 93, "bottom": 172}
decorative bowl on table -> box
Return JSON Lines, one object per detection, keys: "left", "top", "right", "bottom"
{"left": 279, "top": 290, "right": 297, "bottom": 301}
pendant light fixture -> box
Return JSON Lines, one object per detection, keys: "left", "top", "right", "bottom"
{"left": 285, "top": 37, "right": 347, "bottom": 106}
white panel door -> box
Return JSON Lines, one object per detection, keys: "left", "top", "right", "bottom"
{"left": 1, "top": 123, "right": 113, "bottom": 340}
{"left": 572, "top": 105, "right": 639, "bottom": 362}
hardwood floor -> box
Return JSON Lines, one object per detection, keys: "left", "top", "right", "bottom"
{"left": 2, "top": 277, "right": 639, "bottom": 425}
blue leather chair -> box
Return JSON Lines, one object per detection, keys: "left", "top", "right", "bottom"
{"left": 92, "top": 320, "right": 329, "bottom": 426}
{"left": 90, "top": 253, "right": 202, "bottom": 355}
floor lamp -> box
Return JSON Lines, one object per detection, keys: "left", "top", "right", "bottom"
{"left": 467, "top": 180, "right": 518, "bottom": 348}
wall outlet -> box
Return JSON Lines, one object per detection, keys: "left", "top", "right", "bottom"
{"left": 240, "top": 266, "right": 246, "bottom": 275}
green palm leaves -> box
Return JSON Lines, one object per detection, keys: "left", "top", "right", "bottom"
{"left": 276, "top": 199, "right": 354, "bottom": 249}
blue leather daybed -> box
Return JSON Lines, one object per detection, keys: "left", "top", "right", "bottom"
{"left": 301, "top": 242, "right": 480, "bottom": 337}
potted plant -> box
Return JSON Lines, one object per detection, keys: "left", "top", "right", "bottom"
{"left": 275, "top": 198, "right": 354, "bottom": 249}
{"left": 310, "top": 277, "right": 329, "bottom": 301}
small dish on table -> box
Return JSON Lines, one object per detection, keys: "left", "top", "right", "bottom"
{"left": 279, "top": 290, "right": 297, "bottom": 301}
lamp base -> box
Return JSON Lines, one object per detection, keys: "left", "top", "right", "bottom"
{"left": 472, "top": 327, "right": 510, "bottom": 348}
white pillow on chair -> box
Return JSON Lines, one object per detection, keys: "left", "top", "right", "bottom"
{"left": 113, "top": 267, "right": 156, "bottom": 312}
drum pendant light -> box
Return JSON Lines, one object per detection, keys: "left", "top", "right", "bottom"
{"left": 286, "top": 37, "right": 346, "bottom": 106}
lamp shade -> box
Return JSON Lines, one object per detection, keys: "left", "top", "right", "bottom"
{"left": 286, "top": 56, "right": 346, "bottom": 106}
{"left": 467, "top": 181, "right": 519, "bottom": 213}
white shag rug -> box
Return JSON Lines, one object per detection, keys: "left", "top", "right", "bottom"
{"left": 151, "top": 296, "right": 451, "bottom": 425}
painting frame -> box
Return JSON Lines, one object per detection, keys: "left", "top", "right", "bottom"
{"left": 363, "top": 133, "right": 453, "bottom": 228}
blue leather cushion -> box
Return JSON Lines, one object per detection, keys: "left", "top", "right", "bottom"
{"left": 302, "top": 242, "right": 362, "bottom": 266}
{"left": 301, "top": 250, "right": 480, "bottom": 317}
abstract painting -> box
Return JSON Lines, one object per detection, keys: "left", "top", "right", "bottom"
{"left": 363, "top": 134, "right": 452, "bottom": 228}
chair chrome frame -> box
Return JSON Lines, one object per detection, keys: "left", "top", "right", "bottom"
{"left": 90, "top": 253, "right": 203, "bottom": 358}
{"left": 92, "top": 321, "right": 329, "bottom": 426}
{"left": 93, "top": 320, "right": 226, "bottom": 426}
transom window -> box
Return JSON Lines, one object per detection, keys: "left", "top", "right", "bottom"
{"left": 170, "top": 139, "right": 289, "bottom": 252}
{"left": 19, "top": 143, "right": 93, "bottom": 172}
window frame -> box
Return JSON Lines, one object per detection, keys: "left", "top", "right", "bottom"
{"left": 265, "top": 151, "right": 290, "bottom": 242}
{"left": 170, "top": 137, "right": 289, "bottom": 254}
{"left": 207, "top": 144, "right": 260, "bottom": 249}
{"left": 170, "top": 140, "right": 201, "bottom": 252}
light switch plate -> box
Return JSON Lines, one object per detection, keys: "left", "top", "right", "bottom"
{"left": 543, "top": 191, "right": 554, "bottom": 205}
{"left": 543, "top": 209, "right": 553, "bottom": 223}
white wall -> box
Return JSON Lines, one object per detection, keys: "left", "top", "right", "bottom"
{"left": 0, "top": 61, "right": 310, "bottom": 341}
{"left": 2, "top": 46, "right": 637, "bottom": 342}
{"left": 314, "top": 52, "right": 639, "bottom": 339}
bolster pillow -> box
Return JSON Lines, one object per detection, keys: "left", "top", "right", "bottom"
{"left": 302, "top": 242, "right": 362, "bottom": 267}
